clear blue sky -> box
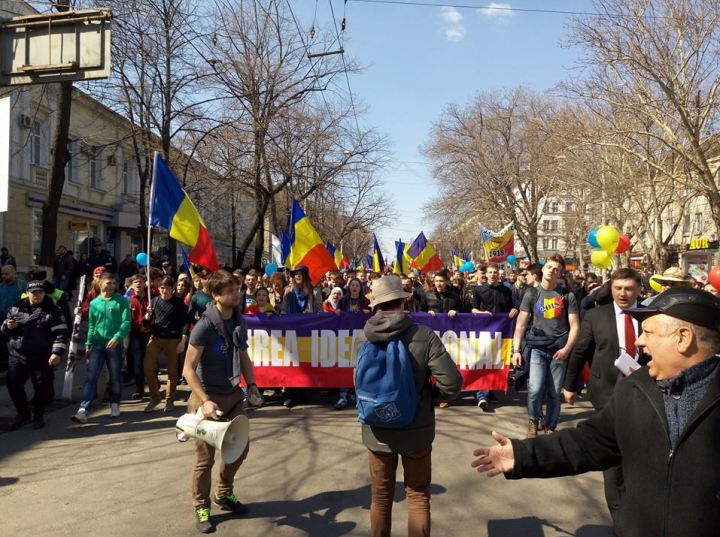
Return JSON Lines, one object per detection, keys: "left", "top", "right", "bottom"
{"left": 295, "top": 0, "right": 596, "bottom": 256}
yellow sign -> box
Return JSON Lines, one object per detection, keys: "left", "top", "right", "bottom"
{"left": 69, "top": 220, "right": 89, "bottom": 231}
{"left": 689, "top": 237, "right": 709, "bottom": 250}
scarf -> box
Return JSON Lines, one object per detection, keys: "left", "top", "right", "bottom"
{"left": 290, "top": 286, "right": 308, "bottom": 313}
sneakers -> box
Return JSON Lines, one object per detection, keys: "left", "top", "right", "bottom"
{"left": 132, "top": 386, "right": 143, "bottom": 400}
{"left": 477, "top": 398, "right": 489, "bottom": 411}
{"left": 5, "top": 412, "right": 31, "bottom": 431}
{"left": 32, "top": 414, "right": 45, "bottom": 429}
{"left": 526, "top": 419, "right": 539, "bottom": 438}
{"left": 544, "top": 426, "right": 555, "bottom": 435}
{"left": 213, "top": 493, "right": 248, "bottom": 514}
{"left": 438, "top": 402, "right": 450, "bottom": 409}
{"left": 144, "top": 399, "right": 161, "bottom": 413}
{"left": 334, "top": 397, "right": 348, "bottom": 410}
{"left": 71, "top": 408, "right": 88, "bottom": 424}
{"left": 164, "top": 400, "right": 175, "bottom": 412}
{"left": 195, "top": 507, "right": 213, "bottom": 534}
{"left": 110, "top": 403, "right": 121, "bottom": 418}
{"left": 283, "top": 398, "right": 295, "bottom": 408}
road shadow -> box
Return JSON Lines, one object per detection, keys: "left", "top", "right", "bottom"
{"left": 488, "top": 517, "right": 613, "bottom": 537}
{"left": 213, "top": 482, "right": 448, "bottom": 536}
{"left": 0, "top": 477, "right": 19, "bottom": 487}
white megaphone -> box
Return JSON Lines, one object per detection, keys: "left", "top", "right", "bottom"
{"left": 175, "top": 408, "right": 249, "bottom": 464}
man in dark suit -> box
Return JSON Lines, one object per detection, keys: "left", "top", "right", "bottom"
{"left": 562, "top": 267, "right": 646, "bottom": 522}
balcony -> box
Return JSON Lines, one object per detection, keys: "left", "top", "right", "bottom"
{"left": 31, "top": 165, "right": 49, "bottom": 188}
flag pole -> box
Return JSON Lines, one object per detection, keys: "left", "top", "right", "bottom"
{"left": 146, "top": 152, "right": 159, "bottom": 293}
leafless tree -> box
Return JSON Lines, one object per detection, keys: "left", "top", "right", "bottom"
{"left": 197, "top": 0, "right": 389, "bottom": 268}
{"left": 422, "top": 87, "right": 567, "bottom": 262}
{"left": 565, "top": 0, "right": 720, "bottom": 237}
{"left": 88, "top": 0, "right": 217, "bottom": 253}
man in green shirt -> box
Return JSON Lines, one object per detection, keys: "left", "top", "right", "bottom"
{"left": 71, "top": 273, "right": 130, "bottom": 423}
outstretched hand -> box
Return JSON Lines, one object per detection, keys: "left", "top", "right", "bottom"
{"left": 470, "top": 431, "right": 516, "bottom": 477}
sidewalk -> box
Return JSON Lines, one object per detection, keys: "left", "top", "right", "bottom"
{"left": 0, "top": 359, "right": 612, "bottom": 537}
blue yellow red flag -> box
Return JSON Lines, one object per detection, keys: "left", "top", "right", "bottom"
{"left": 150, "top": 153, "right": 219, "bottom": 271}
{"left": 407, "top": 232, "right": 443, "bottom": 272}
{"left": 372, "top": 234, "right": 385, "bottom": 273}
{"left": 287, "top": 198, "right": 336, "bottom": 284}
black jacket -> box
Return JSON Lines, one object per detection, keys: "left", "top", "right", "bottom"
{"left": 472, "top": 283, "right": 514, "bottom": 313}
{"left": 2, "top": 296, "right": 68, "bottom": 360}
{"left": 564, "top": 303, "right": 648, "bottom": 410}
{"left": 420, "top": 288, "right": 463, "bottom": 313}
{"left": 88, "top": 249, "right": 118, "bottom": 274}
{"left": 509, "top": 364, "right": 720, "bottom": 537}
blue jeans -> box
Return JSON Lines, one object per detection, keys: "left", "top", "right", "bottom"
{"left": 129, "top": 337, "right": 149, "bottom": 388}
{"left": 80, "top": 344, "right": 124, "bottom": 409}
{"left": 476, "top": 390, "right": 489, "bottom": 401}
{"left": 527, "top": 347, "right": 566, "bottom": 428}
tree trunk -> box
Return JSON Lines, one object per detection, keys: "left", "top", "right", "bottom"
{"left": 39, "top": 82, "right": 73, "bottom": 267}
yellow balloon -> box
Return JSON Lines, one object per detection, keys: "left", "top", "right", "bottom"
{"left": 596, "top": 225, "right": 620, "bottom": 253}
{"left": 649, "top": 275, "right": 663, "bottom": 293}
{"left": 590, "top": 249, "right": 612, "bottom": 269}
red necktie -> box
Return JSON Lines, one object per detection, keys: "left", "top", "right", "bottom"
{"left": 624, "top": 311, "right": 636, "bottom": 358}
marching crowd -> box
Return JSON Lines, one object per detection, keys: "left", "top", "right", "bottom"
{"left": 1, "top": 243, "right": 719, "bottom": 537}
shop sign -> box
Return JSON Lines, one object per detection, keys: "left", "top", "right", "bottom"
{"left": 689, "top": 237, "right": 710, "bottom": 250}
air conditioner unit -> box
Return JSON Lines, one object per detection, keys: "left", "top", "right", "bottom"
{"left": 20, "top": 114, "right": 33, "bottom": 128}
{"left": 108, "top": 155, "right": 117, "bottom": 166}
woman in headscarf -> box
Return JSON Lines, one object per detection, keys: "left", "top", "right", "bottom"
{"left": 323, "top": 287, "right": 344, "bottom": 313}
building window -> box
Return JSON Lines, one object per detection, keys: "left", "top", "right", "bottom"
{"left": 543, "top": 220, "right": 550, "bottom": 231}
{"left": 30, "top": 122, "right": 43, "bottom": 165}
{"left": 550, "top": 220, "right": 558, "bottom": 231}
{"left": 551, "top": 238, "right": 558, "bottom": 250}
{"left": 542, "top": 238, "right": 549, "bottom": 250}
{"left": 695, "top": 212, "right": 702, "bottom": 232}
{"left": 565, "top": 202, "right": 574, "bottom": 213}
{"left": 682, "top": 214, "right": 691, "bottom": 234}
{"left": 550, "top": 201, "right": 559, "bottom": 213}
{"left": 130, "top": 236, "right": 141, "bottom": 256}
{"left": 89, "top": 150, "right": 102, "bottom": 189}
{"left": 33, "top": 211, "right": 43, "bottom": 262}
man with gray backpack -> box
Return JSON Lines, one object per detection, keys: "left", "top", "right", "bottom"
{"left": 354, "top": 275, "right": 462, "bottom": 537}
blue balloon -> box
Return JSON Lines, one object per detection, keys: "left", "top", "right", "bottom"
{"left": 459, "top": 261, "right": 475, "bottom": 273}
{"left": 136, "top": 252, "right": 148, "bottom": 267}
{"left": 588, "top": 228, "right": 600, "bottom": 248}
{"left": 507, "top": 255, "right": 516, "bottom": 265}
{"left": 539, "top": 258, "right": 546, "bottom": 265}
{"left": 265, "top": 263, "right": 278, "bottom": 277}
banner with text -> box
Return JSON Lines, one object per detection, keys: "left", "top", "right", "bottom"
{"left": 245, "top": 313, "right": 513, "bottom": 391}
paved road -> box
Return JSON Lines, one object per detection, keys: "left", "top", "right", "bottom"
{"left": 0, "top": 364, "right": 612, "bottom": 537}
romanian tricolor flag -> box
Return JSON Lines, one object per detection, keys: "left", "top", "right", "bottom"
{"left": 287, "top": 198, "right": 336, "bottom": 285}
{"left": 326, "top": 242, "right": 350, "bottom": 270}
{"left": 372, "top": 234, "right": 385, "bottom": 273}
{"left": 150, "top": 153, "right": 219, "bottom": 271}
{"left": 365, "top": 254, "right": 373, "bottom": 271}
{"left": 393, "top": 240, "right": 406, "bottom": 275}
{"left": 451, "top": 247, "right": 463, "bottom": 271}
{"left": 407, "top": 232, "right": 443, "bottom": 273}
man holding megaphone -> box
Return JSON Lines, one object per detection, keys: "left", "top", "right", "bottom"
{"left": 182, "top": 270, "right": 263, "bottom": 534}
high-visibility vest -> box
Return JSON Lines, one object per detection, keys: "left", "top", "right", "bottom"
{"left": 21, "top": 287, "right": 63, "bottom": 304}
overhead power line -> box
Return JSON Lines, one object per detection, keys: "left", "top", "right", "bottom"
{"left": 346, "top": 0, "right": 674, "bottom": 19}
